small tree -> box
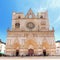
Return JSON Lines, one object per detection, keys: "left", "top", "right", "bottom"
{"left": 0, "top": 53, "right": 3, "bottom": 56}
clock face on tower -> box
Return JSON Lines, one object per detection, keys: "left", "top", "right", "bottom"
{"left": 26, "top": 22, "right": 35, "bottom": 29}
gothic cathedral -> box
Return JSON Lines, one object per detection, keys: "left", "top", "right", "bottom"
{"left": 6, "top": 9, "right": 56, "bottom": 56}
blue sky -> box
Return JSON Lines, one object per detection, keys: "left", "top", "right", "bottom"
{"left": 0, "top": 0, "right": 60, "bottom": 42}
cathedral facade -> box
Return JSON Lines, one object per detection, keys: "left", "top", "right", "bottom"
{"left": 6, "top": 9, "right": 56, "bottom": 56}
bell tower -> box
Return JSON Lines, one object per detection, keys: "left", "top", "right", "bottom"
{"left": 12, "top": 12, "right": 25, "bottom": 31}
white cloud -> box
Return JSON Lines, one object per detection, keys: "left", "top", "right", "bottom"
{"left": 51, "top": 16, "right": 60, "bottom": 29}
{"left": 53, "top": 16, "right": 60, "bottom": 25}
{"left": 47, "top": 0, "right": 60, "bottom": 8}
{"left": 34, "top": 0, "right": 60, "bottom": 12}
{"left": 38, "top": 7, "right": 47, "bottom": 12}
{"left": 31, "top": 0, "right": 60, "bottom": 13}
{"left": 50, "top": 16, "right": 60, "bottom": 29}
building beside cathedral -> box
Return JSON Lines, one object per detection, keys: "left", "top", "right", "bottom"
{"left": 0, "top": 39, "right": 6, "bottom": 54}
{"left": 6, "top": 9, "right": 56, "bottom": 56}
{"left": 56, "top": 40, "right": 60, "bottom": 55}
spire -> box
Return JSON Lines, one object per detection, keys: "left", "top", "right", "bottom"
{"left": 29, "top": 8, "right": 33, "bottom": 12}
{"left": 25, "top": 8, "right": 36, "bottom": 18}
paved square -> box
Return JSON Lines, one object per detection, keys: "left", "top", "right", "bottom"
{"left": 0, "top": 56, "right": 60, "bottom": 60}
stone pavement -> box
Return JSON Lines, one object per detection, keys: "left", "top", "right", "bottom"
{"left": 0, "top": 56, "right": 60, "bottom": 60}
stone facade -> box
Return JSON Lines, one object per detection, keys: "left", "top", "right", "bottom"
{"left": 6, "top": 9, "right": 56, "bottom": 56}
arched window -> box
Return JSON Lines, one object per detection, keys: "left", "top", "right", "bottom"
{"left": 18, "top": 16, "right": 21, "bottom": 19}
{"left": 40, "top": 16, "right": 43, "bottom": 18}
{"left": 29, "top": 15, "right": 32, "bottom": 18}
{"left": 15, "top": 23, "right": 20, "bottom": 28}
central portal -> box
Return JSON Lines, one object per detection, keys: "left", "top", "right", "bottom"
{"left": 28, "top": 49, "right": 34, "bottom": 56}
{"left": 16, "top": 50, "right": 19, "bottom": 56}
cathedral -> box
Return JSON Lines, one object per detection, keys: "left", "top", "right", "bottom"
{"left": 6, "top": 8, "right": 56, "bottom": 56}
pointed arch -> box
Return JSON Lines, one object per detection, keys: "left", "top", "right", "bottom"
{"left": 25, "top": 8, "right": 36, "bottom": 18}
{"left": 42, "top": 41, "right": 50, "bottom": 49}
{"left": 12, "top": 42, "right": 20, "bottom": 49}
{"left": 24, "top": 40, "right": 38, "bottom": 49}
{"left": 42, "top": 38, "right": 50, "bottom": 49}
{"left": 12, "top": 38, "right": 20, "bottom": 49}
